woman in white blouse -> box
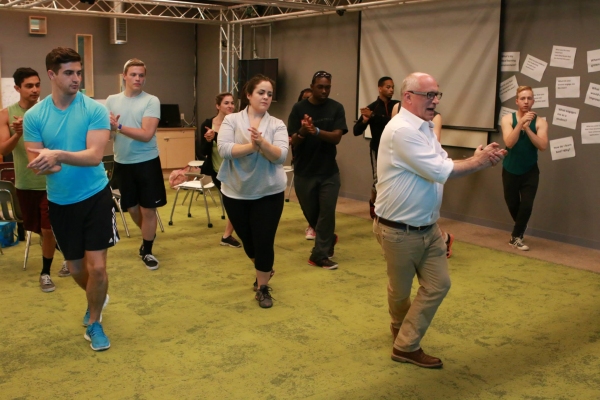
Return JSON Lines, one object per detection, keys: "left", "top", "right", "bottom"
{"left": 217, "top": 75, "right": 289, "bottom": 308}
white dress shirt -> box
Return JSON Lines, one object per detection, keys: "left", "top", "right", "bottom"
{"left": 375, "top": 107, "right": 454, "bottom": 227}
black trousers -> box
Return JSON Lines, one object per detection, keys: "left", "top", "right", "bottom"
{"left": 502, "top": 165, "right": 539, "bottom": 238}
{"left": 294, "top": 172, "right": 340, "bottom": 260}
{"left": 222, "top": 192, "right": 284, "bottom": 272}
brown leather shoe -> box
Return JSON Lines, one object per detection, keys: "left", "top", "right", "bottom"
{"left": 390, "top": 324, "right": 399, "bottom": 341}
{"left": 391, "top": 348, "right": 443, "bottom": 368}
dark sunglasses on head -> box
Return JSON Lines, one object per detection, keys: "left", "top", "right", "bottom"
{"left": 313, "top": 71, "right": 332, "bottom": 79}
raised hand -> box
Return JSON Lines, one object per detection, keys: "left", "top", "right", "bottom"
{"left": 11, "top": 116, "right": 24, "bottom": 136}
{"left": 204, "top": 126, "right": 215, "bottom": 142}
{"left": 109, "top": 112, "right": 121, "bottom": 131}
{"left": 360, "top": 107, "right": 373, "bottom": 121}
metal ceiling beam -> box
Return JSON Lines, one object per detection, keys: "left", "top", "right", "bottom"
{"left": 0, "top": 0, "right": 445, "bottom": 24}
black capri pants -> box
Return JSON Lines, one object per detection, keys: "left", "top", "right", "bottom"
{"left": 222, "top": 191, "right": 284, "bottom": 272}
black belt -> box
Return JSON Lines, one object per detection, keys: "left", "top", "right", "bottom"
{"left": 377, "top": 217, "right": 434, "bottom": 232}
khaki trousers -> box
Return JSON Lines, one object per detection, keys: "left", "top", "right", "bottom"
{"left": 373, "top": 219, "right": 451, "bottom": 352}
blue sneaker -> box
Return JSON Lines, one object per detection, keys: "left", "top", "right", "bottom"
{"left": 82, "top": 294, "right": 110, "bottom": 327}
{"left": 84, "top": 322, "right": 111, "bottom": 351}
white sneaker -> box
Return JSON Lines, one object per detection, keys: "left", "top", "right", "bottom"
{"left": 305, "top": 226, "right": 316, "bottom": 240}
{"left": 509, "top": 236, "right": 529, "bottom": 251}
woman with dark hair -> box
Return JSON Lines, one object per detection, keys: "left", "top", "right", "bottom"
{"left": 297, "top": 88, "right": 312, "bottom": 102}
{"left": 199, "top": 93, "right": 241, "bottom": 248}
{"left": 217, "top": 75, "right": 289, "bottom": 308}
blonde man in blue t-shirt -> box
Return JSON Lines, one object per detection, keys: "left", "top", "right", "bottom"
{"left": 105, "top": 59, "right": 165, "bottom": 271}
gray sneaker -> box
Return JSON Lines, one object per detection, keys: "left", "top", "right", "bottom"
{"left": 39, "top": 274, "right": 56, "bottom": 292}
{"left": 58, "top": 261, "right": 70, "bottom": 277}
{"left": 255, "top": 285, "right": 274, "bottom": 308}
{"left": 509, "top": 236, "right": 529, "bottom": 251}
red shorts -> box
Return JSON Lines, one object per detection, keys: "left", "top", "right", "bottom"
{"left": 15, "top": 189, "right": 51, "bottom": 234}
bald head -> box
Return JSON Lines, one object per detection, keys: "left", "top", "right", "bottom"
{"left": 400, "top": 72, "right": 440, "bottom": 121}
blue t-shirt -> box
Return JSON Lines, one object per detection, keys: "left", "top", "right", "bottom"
{"left": 23, "top": 92, "right": 110, "bottom": 205}
{"left": 105, "top": 91, "right": 160, "bottom": 164}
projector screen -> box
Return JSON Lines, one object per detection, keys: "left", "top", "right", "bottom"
{"left": 358, "top": 0, "right": 501, "bottom": 131}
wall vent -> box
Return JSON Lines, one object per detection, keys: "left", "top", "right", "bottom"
{"left": 110, "top": 18, "right": 127, "bottom": 44}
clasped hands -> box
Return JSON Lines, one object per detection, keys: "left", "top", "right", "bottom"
{"left": 475, "top": 142, "right": 507, "bottom": 167}
{"left": 248, "top": 127, "right": 265, "bottom": 150}
{"left": 298, "top": 114, "right": 316, "bottom": 137}
{"left": 519, "top": 111, "right": 536, "bottom": 128}
{"left": 26, "top": 148, "right": 62, "bottom": 175}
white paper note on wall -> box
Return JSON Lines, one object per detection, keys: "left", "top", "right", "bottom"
{"left": 1, "top": 78, "right": 20, "bottom": 108}
{"left": 521, "top": 55, "right": 548, "bottom": 82}
{"left": 550, "top": 46, "right": 577, "bottom": 69}
{"left": 581, "top": 122, "right": 600, "bottom": 144}
{"left": 552, "top": 104, "right": 579, "bottom": 130}
{"left": 556, "top": 77, "right": 580, "bottom": 98}
{"left": 587, "top": 49, "right": 600, "bottom": 73}
{"left": 498, "top": 106, "right": 517, "bottom": 125}
{"left": 584, "top": 82, "right": 600, "bottom": 108}
{"left": 550, "top": 136, "right": 575, "bottom": 160}
{"left": 499, "top": 75, "right": 519, "bottom": 102}
{"left": 501, "top": 52, "right": 520, "bottom": 72}
{"left": 532, "top": 87, "right": 549, "bottom": 108}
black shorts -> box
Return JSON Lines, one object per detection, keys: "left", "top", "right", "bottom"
{"left": 113, "top": 156, "right": 167, "bottom": 210}
{"left": 49, "top": 185, "right": 119, "bottom": 261}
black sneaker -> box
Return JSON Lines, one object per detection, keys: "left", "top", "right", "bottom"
{"left": 255, "top": 285, "right": 274, "bottom": 308}
{"left": 142, "top": 254, "right": 160, "bottom": 270}
{"left": 253, "top": 269, "right": 275, "bottom": 291}
{"left": 308, "top": 257, "right": 338, "bottom": 270}
{"left": 221, "top": 235, "right": 242, "bottom": 248}
{"left": 509, "top": 236, "right": 529, "bottom": 251}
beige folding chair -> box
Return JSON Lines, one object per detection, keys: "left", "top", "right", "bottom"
{"left": 168, "top": 173, "right": 225, "bottom": 228}
{"left": 284, "top": 165, "right": 294, "bottom": 202}
{"left": 0, "top": 180, "right": 31, "bottom": 268}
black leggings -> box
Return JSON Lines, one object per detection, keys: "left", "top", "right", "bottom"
{"left": 222, "top": 192, "right": 284, "bottom": 272}
{"left": 502, "top": 165, "right": 539, "bottom": 238}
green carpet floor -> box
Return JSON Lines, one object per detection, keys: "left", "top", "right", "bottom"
{"left": 1, "top": 186, "right": 599, "bottom": 399}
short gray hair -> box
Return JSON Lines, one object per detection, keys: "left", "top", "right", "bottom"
{"left": 401, "top": 72, "right": 428, "bottom": 96}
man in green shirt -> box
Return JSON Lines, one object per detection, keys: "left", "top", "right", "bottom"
{"left": 0, "top": 67, "right": 68, "bottom": 292}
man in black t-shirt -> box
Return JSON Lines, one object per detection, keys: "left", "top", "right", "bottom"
{"left": 353, "top": 76, "right": 399, "bottom": 219}
{"left": 288, "top": 71, "right": 348, "bottom": 270}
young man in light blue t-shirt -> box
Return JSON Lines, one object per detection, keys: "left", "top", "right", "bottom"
{"left": 105, "top": 58, "right": 165, "bottom": 271}
{"left": 24, "top": 47, "right": 118, "bottom": 352}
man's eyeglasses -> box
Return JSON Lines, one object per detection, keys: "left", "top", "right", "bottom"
{"left": 407, "top": 91, "right": 443, "bottom": 100}
{"left": 313, "top": 71, "right": 332, "bottom": 79}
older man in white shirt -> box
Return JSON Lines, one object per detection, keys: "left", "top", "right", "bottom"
{"left": 373, "top": 72, "right": 507, "bottom": 368}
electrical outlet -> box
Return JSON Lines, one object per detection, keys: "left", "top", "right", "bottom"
{"left": 180, "top": 113, "right": 185, "bottom": 121}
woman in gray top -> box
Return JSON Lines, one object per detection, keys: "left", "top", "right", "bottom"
{"left": 217, "top": 74, "right": 289, "bottom": 308}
